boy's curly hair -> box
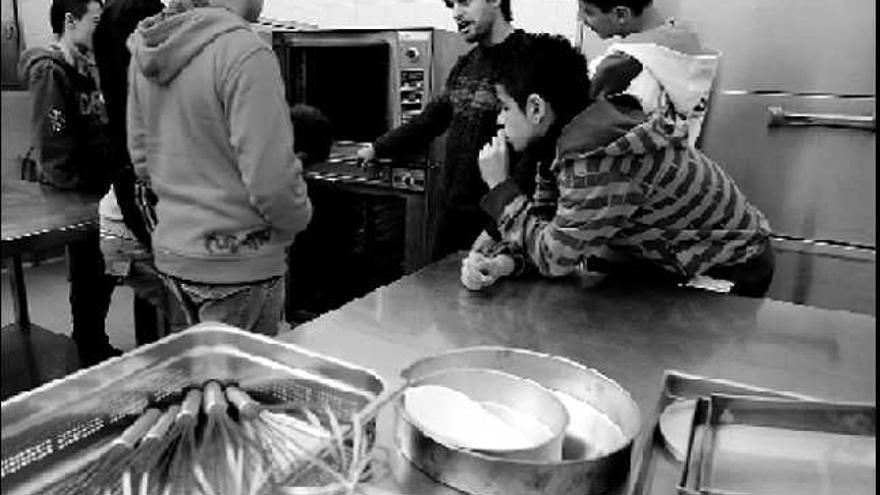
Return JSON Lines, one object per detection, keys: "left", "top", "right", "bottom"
{"left": 290, "top": 104, "right": 333, "bottom": 166}
{"left": 493, "top": 33, "right": 591, "bottom": 127}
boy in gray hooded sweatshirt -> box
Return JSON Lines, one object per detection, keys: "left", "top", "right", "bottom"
{"left": 126, "top": 0, "right": 312, "bottom": 335}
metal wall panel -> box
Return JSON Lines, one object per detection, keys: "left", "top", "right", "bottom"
{"left": 769, "top": 239, "right": 875, "bottom": 315}
{"left": 1, "top": 0, "right": 22, "bottom": 88}
{"left": 701, "top": 93, "right": 875, "bottom": 246}
{"left": 576, "top": 0, "right": 876, "bottom": 313}
{"left": 667, "top": 0, "right": 875, "bottom": 95}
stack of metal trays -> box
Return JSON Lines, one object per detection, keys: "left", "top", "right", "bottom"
{"left": 631, "top": 370, "right": 875, "bottom": 495}
{"left": 680, "top": 394, "right": 874, "bottom": 495}
{"left": 0, "top": 323, "right": 386, "bottom": 494}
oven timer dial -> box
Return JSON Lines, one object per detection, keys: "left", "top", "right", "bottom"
{"left": 392, "top": 168, "right": 425, "bottom": 191}
{"left": 404, "top": 47, "right": 421, "bottom": 62}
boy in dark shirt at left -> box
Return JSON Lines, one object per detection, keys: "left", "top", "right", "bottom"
{"left": 19, "top": 0, "right": 121, "bottom": 365}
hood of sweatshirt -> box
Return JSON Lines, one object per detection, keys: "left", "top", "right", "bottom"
{"left": 18, "top": 46, "right": 65, "bottom": 85}
{"left": 608, "top": 20, "right": 720, "bottom": 119}
{"left": 18, "top": 43, "right": 98, "bottom": 85}
{"left": 127, "top": 6, "right": 250, "bottom": 86}
{"left": 555, "top": 95, "right": 648, "bottom": 159}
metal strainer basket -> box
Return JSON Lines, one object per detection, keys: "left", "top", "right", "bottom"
{"left": 0, "top": 323, "right": 386, "bottom": 494}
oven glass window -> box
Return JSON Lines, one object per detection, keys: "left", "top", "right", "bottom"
{"left": 286, "top": 43, "right": 391, "bottom": 143}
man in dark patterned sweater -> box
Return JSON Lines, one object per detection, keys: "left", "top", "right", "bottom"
{"left": 357, "top": 0, "right": 531, "bottom": 259}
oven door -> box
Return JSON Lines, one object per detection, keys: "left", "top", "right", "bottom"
{"left": 274, "top": 30, "right": 401, "bottom": 144}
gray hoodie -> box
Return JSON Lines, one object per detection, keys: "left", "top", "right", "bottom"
{"left": 127, "top": 6, "right": 312, "bottom": 283}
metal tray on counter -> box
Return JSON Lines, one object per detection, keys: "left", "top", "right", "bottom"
{"left": 627, "top": 370, "right": 818, "bottom": 495}
{"left": 679, "top": 394, "right": 875, "bottom": 495}
{"left": 0, "top": 323, "right": 386, "bottom": 494}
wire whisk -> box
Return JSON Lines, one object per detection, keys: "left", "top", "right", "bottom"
{"left": 36, "top": 382, "right": 375, "bottom": 495}
{"left": 43, "top": 408, "right": 162, "bottom": 495}
{"left": 193, "top": 381, "right": 266, "bottom": 495}
{"left": 226, "top": 385, "right": 373, "bottom": 494}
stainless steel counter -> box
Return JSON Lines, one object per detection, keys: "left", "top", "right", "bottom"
{"left": 282, "top": 253, "right": 876, "bottom": 494}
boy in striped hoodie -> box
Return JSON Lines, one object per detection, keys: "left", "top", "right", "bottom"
{"left": 463, "top": 34, "right": 774, "bottom": 297}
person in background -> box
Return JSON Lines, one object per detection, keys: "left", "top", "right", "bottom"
{"left": 284, "top": 104, "right": 358, "bottom": 321}
{"left": 464, "top": 34, "right": 774, "bottom": 298}
{"left": 356, "top": 0, "right": 532, "bottom": 259}
{"left": 290, "top": 104, "right": 333, "bottom": 167}
{"left": 93, "top": 0, "right": 174, "bottom": 345}
{"left": 126, "top": 0, "right": 312, "bottom": 335}
{"left": 18, "top": 0, "right": 122, "bottom": 365}
{"left": 578, "top": 0, "right": 719, "bottom": 147}
{"left": 97, "top": 183, "right": 189, "bottom": 342}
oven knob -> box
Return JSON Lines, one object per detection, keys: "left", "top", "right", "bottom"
{"left": 405, "top": 47, "right": 420, "bottom": 62}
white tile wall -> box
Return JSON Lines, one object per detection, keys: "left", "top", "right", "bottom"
{"left": 18, "top": 0, "right": 53, "bottom": 51}
{"left": 13, "top": 0, "right": 580, "bottom": 51}
{"left": 263, "top": 0, "right": 578, "bottom": 40}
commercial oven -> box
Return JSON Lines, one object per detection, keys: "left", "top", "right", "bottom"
{"left": 270, "top": 27, "right": 466, "bottom": 320}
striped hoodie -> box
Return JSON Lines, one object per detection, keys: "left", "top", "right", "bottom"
{"left": 481, "top": 96, "right": 771, "bottom": 279}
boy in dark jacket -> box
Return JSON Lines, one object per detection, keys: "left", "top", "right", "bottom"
{"left": 18, "top": 0, "right": 121, "bottom": 364}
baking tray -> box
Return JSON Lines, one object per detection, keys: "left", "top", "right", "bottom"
{"left": 0, "top": 322, "right": 386, "bottom": 494}
{"left": 627, "top": 370, "right": 818, "bottom": 495}
{"left": 679, "top": 394, "right": 875, "bottom": 495}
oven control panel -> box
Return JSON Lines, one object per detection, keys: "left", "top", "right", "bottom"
{"left": 398, "top": 30, "right": 432, "bottom": 125}
{"left": 400, "top": 69, "right": 426, "bottom": 124}
{"left": 392, "top": 168, "right": 426, "bottom": 191}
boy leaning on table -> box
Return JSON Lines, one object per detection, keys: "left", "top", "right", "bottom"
{"left": 461, "top": 34, "right": 775, "bottom": 298}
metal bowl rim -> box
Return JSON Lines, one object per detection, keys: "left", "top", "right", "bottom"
{"left": 402, "top": 345, "right": 640, "bottom": 418}
{"left": 395, "top": 380, "right": 635, "bottom": 465}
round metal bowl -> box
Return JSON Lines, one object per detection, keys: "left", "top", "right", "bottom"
{"left": 393, "top": 347, "right": 642, "bottom": 495}
{"left": 401, "top": 368, "right": 569, "bottom": 462}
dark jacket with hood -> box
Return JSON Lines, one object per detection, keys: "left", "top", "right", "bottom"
{"left": 18, "top": 43, "right": 115, "bottom": 194}
{"left": 94, "top": 0, "right": 165, "bottom": 248}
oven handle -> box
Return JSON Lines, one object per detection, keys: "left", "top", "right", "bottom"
{"left": 767, "top": 106, "right": 875, "bottom": 131}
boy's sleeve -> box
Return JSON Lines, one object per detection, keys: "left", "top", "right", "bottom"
{"left": 372, "top": 91, "right": 453, "bottom": 157}
{"left": 28, "top": 60, "right": 76, "bottom": 181}
{"left": 482, "top": 157, "right": 645, "bottom": 277}
{"left": 472, "top": 160, "right": 559, "bottom": 276}
{"left": 372, "top": 59, "right": 464, "bottom": 157}
{"left": 223, "top": 46, "right": 312, "bottom": 241}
